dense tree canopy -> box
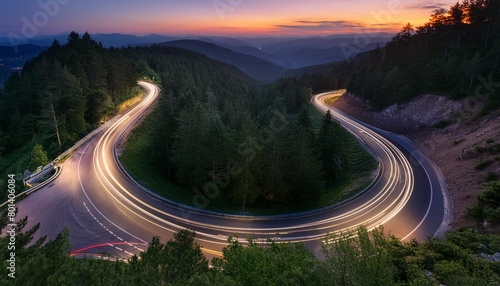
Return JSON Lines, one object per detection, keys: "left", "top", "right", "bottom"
{"left": 0, "top": 4, "right": 499, "bottom": 282}
{"left": 1, "top": 213, "right": 499, "bottom": 285}
{"left": 295, "top": 0, "right": 500, "bottom": 110}
{"left": 120, "top": 45, "right": 375, "bottom": 210}
{"left": 0, "top": 31, "right": 375, "bottom": 210}
{"left": 0, "top": 32, "right": 138, "bottom": 198}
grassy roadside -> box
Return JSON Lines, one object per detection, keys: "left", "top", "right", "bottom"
{"left": 324, "top": 93, "right": 343, "bottom": 106}
{"left": 118, "top": 110, "right": 190, "bottom": 205}
{"left": 117, "top": 91, "right": 144, "bottom": 113}
{"left": 120, "top": 100, "right": 378, "bottom": 216}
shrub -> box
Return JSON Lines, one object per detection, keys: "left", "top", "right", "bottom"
{"left": 485, "top": 172, "right": 498, "bottom": 182}
{"left": 475, "top": 160, "right": 493, "bottom": 170}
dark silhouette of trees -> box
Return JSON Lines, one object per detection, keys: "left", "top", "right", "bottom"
{"left": 0, "top": 32, "right": 138, "bottom": 190}
{"left": 297, "top": 0, "right": 499, "bottom": 110}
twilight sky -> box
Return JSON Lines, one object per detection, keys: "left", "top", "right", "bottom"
{"left": 0, "top": 0, "right": 459, "bottom": 38}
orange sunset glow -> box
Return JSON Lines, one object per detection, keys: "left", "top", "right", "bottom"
{"left": 1, "top": 0, "right": 460, "bottom": 37}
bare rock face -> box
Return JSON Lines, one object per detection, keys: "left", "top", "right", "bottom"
{"left": 336, "top": 93, "right": 463, "bottom": 132}
{"left": 333, "top": 91, "right": 500, "bottom": 230}
{"left": 480, "top": 252, "right": 500, "bottom": 262}
{"left": 383, "top": 94, "right": 463, "bottom": 129}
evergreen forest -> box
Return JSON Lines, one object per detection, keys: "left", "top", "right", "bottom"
{"left": 0, "top": 1, "right": 500, "bottom": 284}
{"left": 296, "top": 0, "right": 500, "bottom": 110}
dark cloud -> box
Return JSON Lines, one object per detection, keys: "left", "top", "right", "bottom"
{"left": 408, "top": 2, "right": 447, "bottom": 10}
{"left": 277, "top": 20, "right": 364, "bottom": 31}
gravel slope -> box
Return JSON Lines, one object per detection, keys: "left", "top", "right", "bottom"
{"left": 333, "top": 92, "right": 500, "bottom": 229}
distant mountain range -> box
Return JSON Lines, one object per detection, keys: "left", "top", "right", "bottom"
{"left": 0, "top": 33, "right": 392, "bottom": 83}
{"left": 160, "top": 40, "right": 287, "bottom": 83}
{"left": 195, "top": 34, "right": 392, "bottom": 68}
{"left": 0, "top": 33, "right": 180, "bottom": 48}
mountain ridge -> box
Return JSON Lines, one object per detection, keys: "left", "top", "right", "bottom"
{"left": 161, "top": 39, "right": 288, "bottom": 83}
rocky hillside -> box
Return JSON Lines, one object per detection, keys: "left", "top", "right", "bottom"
{"left": 333, "top": 92, "right": 500, "bottom": 229}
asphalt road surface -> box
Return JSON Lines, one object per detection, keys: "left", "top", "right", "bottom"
{"left": 14, "top": 84, "right": 446, "bottom": 259}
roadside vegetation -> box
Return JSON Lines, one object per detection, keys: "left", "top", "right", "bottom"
{"left": 0, "top": 32, "right": 138, "bottom": 201}
{"left": 293, "top": 0, "right": 500, "bottom": 111}
{"left": 1, "top": 213, "right": 499, "bottom": 285}
{"left": 469, "top": 182, "right": 500, "bottom": 224}
{"left": 120, "top": 45, "right": 376, "bottom": 214}
{"left": 0, "top": 31, "right": 377, "bottom": 211}
{"left": 1, "top": 1, "right": 499, "bottom": 284}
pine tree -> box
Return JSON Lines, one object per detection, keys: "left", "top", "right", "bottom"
{"left": 66, "top": 31, "right": 80, "bottom": 46}
{"left": 28, "top": 144, "right": 49, "bottom": 171}
{"left": 171, "top": 102, "right": 209, "bottom": 189}
{"left": 297, "top": 104, "right": 315, "bottom": 143}
{"left": 322, "top": 227, "right": 395, "bottom": 286}
{"left": 130, "top": 230, "right": 208, "bottom": 285}
{"left": 287, "top": 127, "right": 324, "bottom": 204}
{"left": 204, "top": 113, "right": 233, "bottom": 186}
{"left": 40, "top": 58, "right": 62, "bottom": 147}
{"left": 232, "top": 112, "right": 262, "bottom": 209}
{"left": 318, "top": 110, "right": 341, "bottom": 180}
{"left": 151, "top": 91, "right": 178, "bottom": 179}
{"left": 254, "top": 108, "right": 289, "bottom": 202}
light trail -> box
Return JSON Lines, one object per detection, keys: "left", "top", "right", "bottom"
{"left": 75, "top": 84, "right": 441, "bottom": 258}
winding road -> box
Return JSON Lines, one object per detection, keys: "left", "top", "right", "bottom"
{"left": 14, "top": 82, "right": 447, "bottom": 259}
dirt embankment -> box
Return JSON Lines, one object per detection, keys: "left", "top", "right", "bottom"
{"left": 333, "top": 92, "right": 500, "bottom": 230}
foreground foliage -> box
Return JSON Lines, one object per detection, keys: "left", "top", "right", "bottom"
{"left": 469, "top": 182, "right": 500, "bottom": 225}
{"left": 1, "top": 213, "right": 499, "bottom": 286}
